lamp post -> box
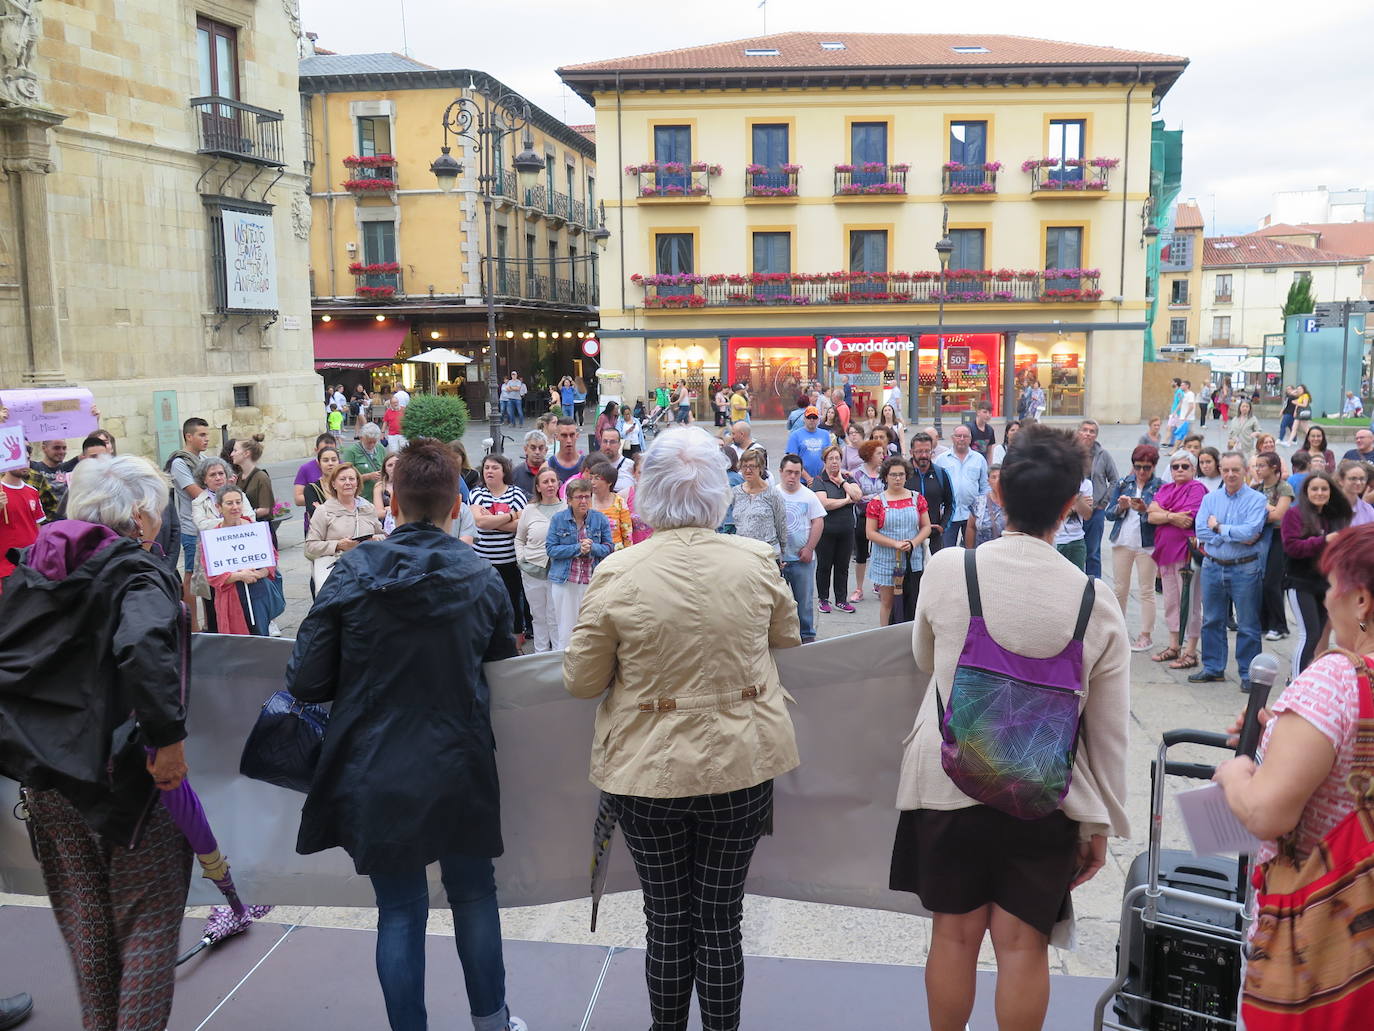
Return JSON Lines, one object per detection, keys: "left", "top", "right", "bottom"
{"left": 430, "top": 84, "right": 543, "bottom": 454}
{"left": 933, "top": 233, "right": 954, "bottom": 436}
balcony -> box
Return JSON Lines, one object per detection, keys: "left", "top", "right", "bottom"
{"left": 1024, "top": 158, "right": 1118, "bottom": 195}
{"left": 941, "top": 163, "right": 1001, "bottom": 196}
{"left": 745, "top": 165, "right": 801, "bottom": 199}
{"left": 568, "top": 197, "right": 587, "bottom": 232}
{"left": 1215, "top": 292, "right": 1233, "bottom": 304}
{"left": 484, "top": 258, "right": 597, "bottom": 309}
{"left": 348, "top": 263, "right": 403, "bottom": 301}
{"left": 625, "top": 161, "right": 721, "bottom": 201}
{"left": 491, "top": 167, "right": 519, "bottom": 209}
{"left": 632, "top": 269, "right": 1103, "bottom": 309}
{"left": 191, "top": 96, "right": 285, "bottom": 166}
{"left": 833, "top": 163, "right": 908, "bottom": 197}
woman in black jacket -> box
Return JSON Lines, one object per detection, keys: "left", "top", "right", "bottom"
{"left": 0, "top": 455, "right": 190, "bottom": 1031}
{"left": 287, "top": 440, "right": 526, "bottom": 1031}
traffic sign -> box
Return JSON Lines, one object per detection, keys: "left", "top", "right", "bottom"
{"left": 1301, "top": 318, "right": 1319, "bottom": 333}
{"left": 1313, "top": 303, "right": 1343, "bottom": 328}
{"left": 581, "top": 337, "right": 600, "bottom": 357}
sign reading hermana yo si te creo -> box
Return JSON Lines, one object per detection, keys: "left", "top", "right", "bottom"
{"left": 221, "top": 209, "right": 279, "bottom": 312}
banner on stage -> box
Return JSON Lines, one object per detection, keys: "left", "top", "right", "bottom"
{"left": 0, "top": 423, "right": 27, "bottom": 473}
{"left": 0, "top": 388, "right": 96, "bottom": 441}
{"left": 200, "top": 521, "right": 275, "bottom": 575}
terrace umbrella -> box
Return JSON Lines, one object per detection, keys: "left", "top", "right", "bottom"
{"left": 153, "top": 770, "right": 273, "bottom": 965}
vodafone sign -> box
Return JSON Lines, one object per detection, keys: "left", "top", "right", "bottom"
{"left": 823, "top": 336, "right": 914, "bottom": 355}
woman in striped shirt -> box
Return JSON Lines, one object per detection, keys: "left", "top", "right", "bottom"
{"left": 469, "top": 453, "right": 529, "bottom": 645}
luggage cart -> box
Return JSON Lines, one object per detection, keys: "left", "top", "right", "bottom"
{"left": 1093, "top": 730, "right": 1249, "bottom": 1030}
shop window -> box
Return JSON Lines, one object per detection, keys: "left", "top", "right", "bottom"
{"left": 653, "top": 125, "right": 691, "bottom": 191}
{"left": 948, "top": 122, "right": 987, "bottom": 189}
{"left": 947, "top": 229, "right": 985, "bottom": 296}
{"left": 1014, "top": 332, "right": 1085, "bottom": 418}
{"left": 655, "top": 232, "right": 694, "bottom": 297}
{"left": 358, "top": 116, "right": 393, "bottom": 180}
{"left": 1048, "top": 119, "right": 1085, "bottom": 182}
{"left": 850, "top": 122, "right": 888, "bottom": 185}
{"left": 1045, "top": 227, "right": 1083, "bottom": 291}
{"left": 751, "top": 124, "right": 790, "bottom": 190}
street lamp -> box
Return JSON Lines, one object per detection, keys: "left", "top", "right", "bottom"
{"left": 933, "top": 233, "right": 954, "bottom": 436}
{"left": 429, "top": 83, "right": 544, "bottom": 454}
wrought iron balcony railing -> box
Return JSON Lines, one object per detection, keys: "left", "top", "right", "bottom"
{"left": 191, "top": 96, "right": 286, "bottom": 167}
{"left": 625, "top": 162, "right": 721, "bottom": 198}
{"left": 1025, "top": 158, "right": 1118, "bottom": 193}
{"left": 941, "top": 165, "right": 999, "bottom": 195}
{"left": 633, "top": 270, "right": 1103, "bottom": 309}
{"left": 745, "top": 168, "right": 800, "bottom": 198}
{"left": 484, "top": 258, "right": 597, "bottom": 308}
{"left": 491, "top": 167, "right": 519, "bottom": 201}
{"left": 833, "top": 163, "right": 908, "bottom": 196}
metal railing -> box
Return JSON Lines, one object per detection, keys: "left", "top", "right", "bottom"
{"left": 942, "top": 167, "right": 998, "bottom": 195}
{"left": 569, "top": 197, "right": 587, "bottom": 225}
{"left": 637, "top": 271, "right": 1102, "bottom": 308}
{"left": 833, "top": 164, "right": 908, "bottom": 196}
{"left": 491, "top": 167, "right": 518, "bottom": 201}
{"left": 546, "top": 189, "right": 572, "bottom": 221}
{"left": 355, "top": 270, "right": 403, "bottom": 299}
{"left": 746, "top": 169, "right": 799, "bottom": 197}
{"left": 1029, "top": 163, "right": 1114, "bottom": 193}
{"left": 484, "top": 258, "right": 597, "bottom": 308}
{"left": 633, "top": 168, "right": 712, "bottom": 198}
{"left": 524, "top": 184, "right": 547, "bottom": 211}
{"left": 1215, "top": 292, "right": 1233, "bottom": 303}
{"left": 191, "top": 96, "right": 286, "bottom": 166}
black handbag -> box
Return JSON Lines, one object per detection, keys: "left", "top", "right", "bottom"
{"left": 239, "top": 690, "right": 329, "bottom": 793}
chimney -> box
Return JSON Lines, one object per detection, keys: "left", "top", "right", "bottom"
{"left": 305, "top": 32, "right": 319, "bottom": 55}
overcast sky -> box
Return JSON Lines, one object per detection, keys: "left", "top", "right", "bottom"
{"left": 300, "top": 0, "right": 1373, "bottom": 235}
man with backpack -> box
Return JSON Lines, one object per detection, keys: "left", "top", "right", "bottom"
{"left": 165, "top": 417, "right": 210, "bottom": 630}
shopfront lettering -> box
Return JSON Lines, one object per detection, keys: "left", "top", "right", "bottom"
{"left": 823, "top": 336, "right": 914, "bottom": 355}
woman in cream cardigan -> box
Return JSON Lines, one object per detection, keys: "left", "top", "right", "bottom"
{"left": 564, "top": 426, "right": 800, "bottom": 1031}
{"left": 891, "top": 424, "right": 1130, "bottom": 1031}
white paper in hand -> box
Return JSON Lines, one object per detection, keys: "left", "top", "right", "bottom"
{"left": 1174, "top": 782, "right": 1263, "bottom": 856}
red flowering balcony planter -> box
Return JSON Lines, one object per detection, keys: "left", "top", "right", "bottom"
{"left": 342, "top": 177, "right": 398, "bottom": 195}
{"left": 355, "top": 285, "right": 397, "bottom": 299}
{"left": 833, "top": 162, "right": 909, "bottom": 196}
{"left": 941, "top": 161, "right": 1001, "bottom": 195}
{"left": 1024, "top": 157, "right": 1118, "bottom": 194}
{"left": 625, "top": 161, "right": 721, "bottom": 199}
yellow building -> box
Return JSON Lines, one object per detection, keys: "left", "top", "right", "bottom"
{"left": 1153, "top": 201, "right": 1205, "bottom": 355}
{"left": 0, "top": 0, "right": 320, "bottom": 459}
{"left": 559, "top": 32, "right": 1189, "bottom": 423}
{"left": 301, "top": 48, "right": 601, "bottom": 416}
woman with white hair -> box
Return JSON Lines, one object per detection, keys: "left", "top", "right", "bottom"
{"left": 343, "top": 422, "right": 387, "bottom": 506}
{"left": 1148, "top": 449, "right": 1208, "bottom": 668}
{"left": 0, "top": 455, "right": 193, "bottom": 1031}
{"left": 564, "top": 426, "right": 801, "bottom": 1031}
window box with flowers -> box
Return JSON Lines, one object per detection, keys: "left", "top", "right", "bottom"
{"left": 355, "top": 284, "right": 397, "bottom": 300}
{"left": 1025, "top": 157, "right": 1118, "bottom": 196}
{"left": 745, "top": 162, "right": 802, "bottom": 200}
{"left": 350, "top": 261, "right": 401, "bottom": 296}
{"left": 941, "top": 161, "right": 1001, "bottom": 197}
{"left": 343, "top": 176, "right": 398, "bottom": 197}
{"left": 626, "top": 161, "right": 721, "bottom": 201}
{"left": 342, "top": 154, "right": 397, "bottom": 182}
{"left": 833, "top": 162, "right": 909, "bottom": 198}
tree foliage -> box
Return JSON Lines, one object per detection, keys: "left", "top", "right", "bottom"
{"left": 1282, "top": 278, "right": 1317, "bottom": 319}
{"left": 400, "top": 393, "right": 468, "bottom": 443}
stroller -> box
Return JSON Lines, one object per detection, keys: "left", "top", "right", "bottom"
{"left": 641, "top": 402, "right": 674, "bottom": 441}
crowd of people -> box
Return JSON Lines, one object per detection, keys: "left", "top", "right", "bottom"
{"left": 6, "top": 378, "right": 1374, "bottom": 1031}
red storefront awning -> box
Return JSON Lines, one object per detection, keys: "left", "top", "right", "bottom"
{"left": 313, "top": 318, "right": 410, "bottom": 371}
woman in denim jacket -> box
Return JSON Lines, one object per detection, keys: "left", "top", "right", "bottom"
{"left": 1105, "top": 444, "right": 1163, "bottom": 652}
{"left": 546, "top": 477, "right": 614, "bottom": 650}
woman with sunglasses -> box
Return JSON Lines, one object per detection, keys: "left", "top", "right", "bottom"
{"left": 1148, "top": 450, "right": 1208, "bottom": 668}
{"left": 1106, "top": 446, "right": 1162, "bottom": 652}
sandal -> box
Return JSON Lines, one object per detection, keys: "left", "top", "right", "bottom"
{"left": 1169, "top": 652, "right": 1199, "bottom": 670}
{"left": 849, "top": 589, "right": 863, "bottom": 604}
{"left": 1151, "top": 646, "right": 1180, "bottom": 663}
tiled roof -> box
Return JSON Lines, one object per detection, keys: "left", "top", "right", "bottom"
{"left": 299, "top": 52, "right": 434, "bottom": 77}
{"left": 1255, "top": 222, "right": 1374, "bottom": 258}
{"left": 1174, "top": 202, "right": 1205, "bottom": 230}
{"left": 569, "top": 124, "right": 596, "bottom": 143}
{"left": 1202, "top": 235, "right": 1367, "bottom": 268}
{"left": 559, "top": 32, "right": 1185, "bottom": 72}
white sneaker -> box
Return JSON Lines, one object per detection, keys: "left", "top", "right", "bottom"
{"left": 268, "top": 620, "right": 283, "bottom": 638}
{"left": 507, "top": 1019, "right": 528, "bottom": 1031}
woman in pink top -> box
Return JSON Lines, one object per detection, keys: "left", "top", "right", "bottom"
{"left": 1147, "top": 450, "right": 1208, "bottom": 668}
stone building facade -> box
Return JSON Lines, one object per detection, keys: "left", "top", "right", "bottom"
{"left": 0, "top": 0, "right": 319, "bottom": 461}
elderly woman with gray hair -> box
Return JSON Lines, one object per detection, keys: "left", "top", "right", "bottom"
{"left": 190, "top": 456, "right": 251, "bottom": 632}
{"left": 1148, "top": 449, "right": 1209, "bottom": 668}
{"left": 0, "top": 455, "right": 193, "bottom": 1031}
{"left": 564, "top": 425, "right": 801, "bottom": 1031}
{"left": 343, "top": 421, "right": 387, "bottom": 506}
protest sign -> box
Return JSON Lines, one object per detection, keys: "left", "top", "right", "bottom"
{"left": 200, "top": 521, "right": 274, "bottom": 575}
{"left": 0, "top": 423, "right": 26, "bottom": 474}
{"left": 0, "top": 388, "right": 97, "bottom": 441}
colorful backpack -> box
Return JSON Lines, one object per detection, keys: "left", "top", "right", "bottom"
{"left": 936, "top": 549, "right": 1094, "bottom": 820}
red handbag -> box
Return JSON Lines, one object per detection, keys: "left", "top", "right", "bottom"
{"left": 1242, "top": 648, "right": 1374, "bottom": 1029}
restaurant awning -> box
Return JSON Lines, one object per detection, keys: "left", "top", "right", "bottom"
{"left": 313, "top": 318, "right": 410, "bottom": 371}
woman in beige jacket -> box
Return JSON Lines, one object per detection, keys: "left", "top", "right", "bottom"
{"left": 891, "top": 424, "right": 1130, "bottom": 1031}
{"left": 564, "top": 425, "right": 800, "bottom": 1031}
{"left": 304, "top": 463, "right": 384, "bottom": 591}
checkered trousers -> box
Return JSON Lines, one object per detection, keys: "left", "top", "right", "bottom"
{"left": 610, "top": 781, "right": 773, "bottom": 1031}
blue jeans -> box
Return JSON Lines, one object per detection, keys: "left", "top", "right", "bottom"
{"left": 942, "top": 518, "right": 967, "bottom": 549}
{"left": 499, "top": 399, "right": 516, "bottom": 424}
{"left": 781, "top": 558, "right": 816, "bottom": 641}
{"left": 1083, "top": 508, "right": 1106, "bottom": 578}
{"left": 1278, "top": 412, "right": 1294, "bottom": 442}
{"left": 561, "top": 403, "right": 575, "bottom": 419}
{"left": 179, "top": 531, "right": 199, "bottom": 574}
{"left": 514, "top": 398, "right": 523, "bottom": 425}
{"left": 1200, "top": 559, "right": 1263, "bottom": 683}
{"left": 369, "top": 855, "right": 509, "bottom": 1031}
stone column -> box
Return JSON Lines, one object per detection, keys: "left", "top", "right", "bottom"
{"left": 0, "top": 105, "right": 65, "bottom": 384}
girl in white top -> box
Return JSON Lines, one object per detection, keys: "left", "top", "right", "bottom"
{"left": 617, "top": 409, "right": 644, "bottom": 455}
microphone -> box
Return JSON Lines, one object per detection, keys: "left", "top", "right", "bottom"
{"left": 1239, "top": 654, "right": 1282, "bottom": 757}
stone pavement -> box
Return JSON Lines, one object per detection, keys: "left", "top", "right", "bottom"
{"left": 231, "top": 413, "right": 1276, "bottom": 979}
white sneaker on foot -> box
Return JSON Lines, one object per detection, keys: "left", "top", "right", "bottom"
{"left": 507, "top": 1019, "right": 528, "bottom": 1031}
{"left": 268, "top": 620, "right": 283, "bottom": 638}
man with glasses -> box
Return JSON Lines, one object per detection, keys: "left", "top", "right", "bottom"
{"left": 548, "top": 417, "right": 585, "bottom": 484}
{"left": 1189, "top": 451, "right": 1268, "bottom": 693}
{"left": 597, "top": 428, "right": 634, "bottom": 493}
{"left": 512, "top": 430, "right": 549, "bottom": 496}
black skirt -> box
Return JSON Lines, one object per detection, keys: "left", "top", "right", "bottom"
{"left": 889, "top": 806, "right": 1079, "bottom": 937}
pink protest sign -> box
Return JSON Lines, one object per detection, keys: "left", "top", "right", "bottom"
{"left": 0, "top": 423, "right": 27, "bottom": 473}
{"left": 0, "top": 388, "right": 96, "bottom": 441}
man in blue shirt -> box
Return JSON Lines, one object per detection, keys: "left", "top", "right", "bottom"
{"left": 1190, "top": 451, "right": 1269, "bottom": 693}
{"left": 935, "top": 424, "right": 989, "bottom": 548}
{"left": 785, "top": 406, "right": 834, "bottom": 483}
